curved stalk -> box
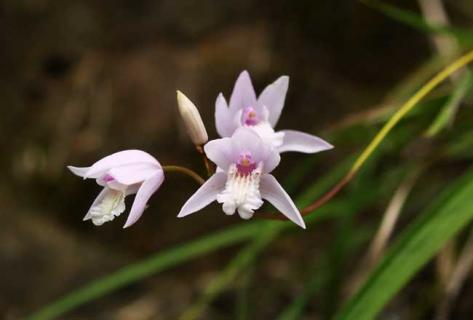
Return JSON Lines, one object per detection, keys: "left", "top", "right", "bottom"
{"left": 195, "top": 145, "right": 214, "bottom": 177}
{"left": 162, "top": 165, "right": 205, "bottom": 185}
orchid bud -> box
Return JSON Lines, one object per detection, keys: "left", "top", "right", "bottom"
{"left": 176, "top": 90, "right": 208, "bottom": 146}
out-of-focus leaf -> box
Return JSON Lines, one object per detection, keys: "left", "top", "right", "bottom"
{"left": 426, "top": 71, "right": 473, "bottom": 136}
{"left": 447, "top": 128, "right": 473, "bottom": 159}
{"left": 334, "top": 166, "right": 473, "bottom": 320}
{"left": 349, "top": 50, "right": 473, "bottom": 174}
{"left": 27, "top": 222, "right": 264, "bottom": 320}
{"left": 180, "top": 223, "right": 282, "bottom": 320}
{"left": 362, "top": 0, "right": 473, "bottom": 46}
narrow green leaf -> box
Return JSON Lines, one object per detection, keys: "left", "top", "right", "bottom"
{"left": 426, "top": 71, "right": 473, "bottom": 137}
{"left": 335, "top": 166, "right": 473, "bottom": 320}
{"left": 362, "top": 0, "right": 473, "bottom": 46}
{"left": 27, "top": 222, "right": 264, "bottom": 320}
{"left": 180, "top": 223, "right": 282, "bottom": 320}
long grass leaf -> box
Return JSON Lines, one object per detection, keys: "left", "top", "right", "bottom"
{"left": 361, "top": 0, "right": 473, "bottom": 46}
{"left": 426, "top": 70, "right": 473, "bottom": 136}
{"left": 335, "top": 166, "right": 473, "bottom": 320}
{"left": 27, "top": 222, "right": 264, "bottom": 320}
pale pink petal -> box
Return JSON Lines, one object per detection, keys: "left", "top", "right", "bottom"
{"left": 231, "top": 128, "right": 268, "bottom": 161}
{"left": 108, "top": 164, "right": 161, "bottom": 186}
{"left": 67, "top": 166, "right": 90, "bottom": 178}
{"left": 258, "top": 75, "right": 289, "bottom": 127}
{"left": 229, "top": 71, "right": 257, "bottom": 111}
{"left": 215, "top": 93, "right": 239, "bottom": 137}
{"left": 231, "top": 128, "right": 280, "bottom": 173}
{"left": 263, "top": 148, "right": 281, "bottom": 174}
{"left": 83, "top": 187, "right": 108, "bottom": 221}
{"left": 177, "top": 172, "right": 227, "bottom": 218}
{"left": 278, "top": 130, "right": 333, "bottom": 154}
{"left": 86, "top": 150, "right": 160, "bottom": 178}
{"left": 123, "top": 171, "right": 165, "bottom": 228}
{"left": 105, "top": 180, "right": 128, "bottom": 192}
{"left": 204, "top": 137, "right": 235, "bottom": 170}
{"left": 260, "top": 174, "right": 306, "bottom": 229}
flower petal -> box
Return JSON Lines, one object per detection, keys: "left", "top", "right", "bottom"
{"left": 108, "top": 164, "right": 161, "bottom": 186}
{"left": 263, "top": 147, "right": 281, "bottom": 174}
{"left": 231, "top": 128, "right": 280, "bottom": 173}
{"left": 86, "top": 150, "right": 160, "bottom": 178}
{"left": 258, "top": 76, "right": 289, "bottom": 127}
{"left": 231, "top": 128, "right": 268, "bottom": 161}
{"left": 278, "top": 130, "right": 333, "bottom": 154}
{"left": 178, "top": 172, "right": 227, "bottom": 218}
{"left": 215, "top": 93, "right": 239, "bottom": 137}
{"left": 229, "top": 71, "right": 257, "bottom": 111}
{"left": 260, "top": 174, "right": 306, "bottom": 229}
{"left": 204, "top": 137, "right": 235, "bottom": 170}
{"left": 83, "top": 187, "right": 109, "bottom": 221}
{"left": 67, "top": 166, "right": 90, "bottom": 178}
{"left": 123, "top": 171, "right": 165, "bottom": 228}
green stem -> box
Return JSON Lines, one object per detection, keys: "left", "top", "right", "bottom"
{"left": 163, "top": 165, "right": 205, "bottom": 185}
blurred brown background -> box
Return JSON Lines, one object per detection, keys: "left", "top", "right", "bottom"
{"left": 1, "top": 0, "right": 471, "bottom": 319}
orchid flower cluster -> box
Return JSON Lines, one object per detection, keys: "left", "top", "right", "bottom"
{"left": 68, "top": 71, "right": 333, "bottom": 229}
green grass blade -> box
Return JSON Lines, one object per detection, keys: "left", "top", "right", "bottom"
{"left": 362, "top": 0, "right": 473, "bottom": 46}
{"left": 426, "top": 70, "right": 473, "bottom": 136}
{"left": 180, "top": 223, "right": 282, "bottom": 320}
{"left": 334, "top": 166, "right": 473, "bottom": 320}
{"left": 27, "top": 222, "right": 265, "bottom": 320}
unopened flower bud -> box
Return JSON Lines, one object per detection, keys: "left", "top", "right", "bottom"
{"left": 176, "top": 90, "right": 208, "bottom": 146}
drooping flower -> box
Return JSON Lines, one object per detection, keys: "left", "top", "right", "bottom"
{"left": 68, "top": 150, "right": 164, "bottom": 228}
{"left": 215, "top": 70, "right": 333, "bottom": 153}
{"left": 178, "top": 128, "right": 306, "bottom": 228}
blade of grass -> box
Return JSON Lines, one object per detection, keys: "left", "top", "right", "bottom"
{"left": 418, "top": 0, "right": 471, "bottom": 138}
{"left": 418, "top": 0, "right": 458, "bottom": 60}
{"left": 276, "top": 222, "right": 371, "bottom": 320}
{"left": 361, "top": 0, "right": 473, "bottom": 46}
{"left": 296, "top": 50, "right": 473, "bottom": 217}
{"left": 350, "top": 50, "right": 473, "bottom": 173}
{"left": 27, "top": 222, "right": 265, "bottom": 320}
{"left": 425, "top": 70, "right": 473, "bottom": 136}
{"left": 335, "top": 165, "right": 473, "bottom": 320}
{"left": 180, "top": 223, "right": 283, "bottom": 320}
{"left": 277, "top": 163, "right": 412, "bottom": 320}
{"left": 235, "top": 261, "right": 253, "bottom": 320}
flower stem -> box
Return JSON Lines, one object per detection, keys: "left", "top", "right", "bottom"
{"left": 196, "top": 145, "right": 214, "bottom": 177}
{"left": 162, "top": 165, "right": 205, "bottom": 185}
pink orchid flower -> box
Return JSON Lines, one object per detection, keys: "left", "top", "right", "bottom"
{"left": 215, "top": 70, "right": 333, "bottom": 154}
{"left": 68, "top": 150, "right": 164, "bottom": 228}
{"left": 178, "top": 128, "right": 306, "bottom": 228}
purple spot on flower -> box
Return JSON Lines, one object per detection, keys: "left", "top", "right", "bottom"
{"left": 103, "top": 174, "right": 115, "bottom": 182}
{"left": 242, "top": 106, "right": 260, "bottom": 126}
{"left": 236, "top": 152, "right": 257, "bottom": 175}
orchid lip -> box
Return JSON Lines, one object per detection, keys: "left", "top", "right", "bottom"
{"left": 236, "top": 152, "right": 257, "bottom": 175}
